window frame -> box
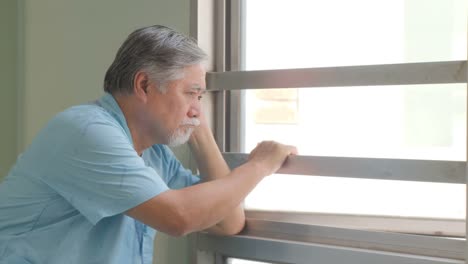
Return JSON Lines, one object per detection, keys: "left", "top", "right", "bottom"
{"left": 191, "top": 0, "right": 468, "bottom": 263}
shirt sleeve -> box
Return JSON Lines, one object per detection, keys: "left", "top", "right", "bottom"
{"left": 42, "top": 118, "right": 169, "bottom": 225}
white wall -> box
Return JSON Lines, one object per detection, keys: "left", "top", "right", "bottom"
{"left": 10, "top": 0, "right": 195, "bottom": 263}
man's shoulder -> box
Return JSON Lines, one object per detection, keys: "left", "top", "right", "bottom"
{"left": 34, "top": 103, "right": 124, "bottom": 150}
{"left": 58, "top": 103, "right": 114, "bottom": 124}
{"left": 10, "top": 103, "right": 127, "bottom": 182}
{"left": 50, "top": 104, "right": 120, "bottom": 133}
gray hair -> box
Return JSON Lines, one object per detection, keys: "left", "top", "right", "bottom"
{"left": 104, "top": 25, "right": 207, "bottom": 95}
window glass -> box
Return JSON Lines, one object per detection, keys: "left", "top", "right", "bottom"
{"left": 245, "top": 0, "right": 467, "bottom": 70}
{"left": 228, "top": 258, "right": 273, "bottom": 264}
{"left": 241, "top": 0, "right": 467, "bottom": 219}
{"left": 245, "top": 174, "right": 465, "bottom": 219}
{"left": 245, "top": 84, "right": 466, "bottom": 161}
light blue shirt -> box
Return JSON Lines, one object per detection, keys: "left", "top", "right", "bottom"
{"left": 0, "top": 93, "right": 200, "bottom": 264}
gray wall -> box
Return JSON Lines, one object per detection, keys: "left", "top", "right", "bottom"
{"left": 0, "top": 0, "right": 18, "bottom": 179}
{"left": 21, "top": 0, "right": 190, "bottom": 148}
{"left": 1, "top": 0, "right": 195, "bottom": 263}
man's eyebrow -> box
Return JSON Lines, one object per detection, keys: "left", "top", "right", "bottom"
{"left": 190, "top": 85, "right": 207, "bottom": 94}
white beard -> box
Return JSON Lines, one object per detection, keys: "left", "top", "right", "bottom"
{"left": 168, "top": 127, "right": 194, "bottom": 147}
{"left": 167, "top": 118, "right": 200, "bottom": 147}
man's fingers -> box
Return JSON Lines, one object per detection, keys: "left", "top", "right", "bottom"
{"left": 288, "top": 145, "right": 298, "bottom": 155}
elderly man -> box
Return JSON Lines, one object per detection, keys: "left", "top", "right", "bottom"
{"left": 0, "top": 25, "right": 296, "bottom": 264}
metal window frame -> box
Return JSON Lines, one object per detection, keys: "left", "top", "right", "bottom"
{"left": 207, "top": 60, "right": 467, "bottom": 91}
{"left": 244, "top": 210, "right": 465, "bottom": 237}
{"left": 196, "top": 232, "right": 464, "bottom": 264}
{"left": 195, "top": 0, "right": 468, "bottom": 263}
{"left": 224, "top": 0, "right": 245, "bottom": 153}
{"left": 223, "top": 153, "right": 466, "bottom": 183}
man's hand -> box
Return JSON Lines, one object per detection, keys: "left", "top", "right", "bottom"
{"left": 188, "top": 101, "right": 209, "bottom": 146}
{"left": 248, "top": 141, "right": 298, "bottom": 176}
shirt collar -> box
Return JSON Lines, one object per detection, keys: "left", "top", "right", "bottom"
{"left": 96, "top": 93, "right": 133, "bottom": 146}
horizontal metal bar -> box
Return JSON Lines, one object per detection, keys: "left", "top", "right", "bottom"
{"left": 245, "top": 210, "right": 465, "bottom": 237}
{"left": 206, "top": 60, "right": 467, "bottom": 91}
{"left": 197, "top": 232, "right": 463, "bottom": 264}
{"left": 223, "top": 153, "right": 466, "bottom": 183}
{"left": 239, "top": 219, "right": 465, "bottom": 260}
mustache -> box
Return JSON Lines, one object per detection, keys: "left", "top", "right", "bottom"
{"left": 180, "top": 118, "right": 200, "bottom": 127}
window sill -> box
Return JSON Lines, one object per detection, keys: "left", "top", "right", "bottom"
{"left": 195, "top": 215, "right": 465, "bottom": 264}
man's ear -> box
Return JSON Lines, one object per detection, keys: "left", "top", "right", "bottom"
{"left": 133, "top": 71, "right": 151, "bottom": 102}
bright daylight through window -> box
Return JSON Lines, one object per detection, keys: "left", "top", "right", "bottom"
{"left": 228, "top": 258, "right": 273, "bottom": 264}
{"left": 240, "top": 0, "right": 467, "bottom": 220}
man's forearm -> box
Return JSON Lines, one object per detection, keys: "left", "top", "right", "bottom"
{"left": 127, "top": 137, "right": 295, "bottom": 237}
{"left": 126, "top": 161, "right": 266, "bottom": 237}
{"left": 189, "top": 125, "right": 246, "bottom": 235}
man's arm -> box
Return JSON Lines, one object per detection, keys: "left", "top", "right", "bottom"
{"left": 126, "top": 140, "right": 296, "bottom": 237}
{"left": 188, "top": 123, "right": 245, "bottom": 235}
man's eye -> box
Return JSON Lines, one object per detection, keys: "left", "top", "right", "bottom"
{"left": 186, "top": 91, "right": 203, "bottom": 101}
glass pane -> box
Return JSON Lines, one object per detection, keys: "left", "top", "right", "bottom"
{"left": 245, "top": 85, "right": 466, "bottom": 160}
{"left": 228, "top": 258, "right": 274, "bottom": 264}
{"left": 245, "top": 174, "right": 465, "bottom": 219}
{"left": 244, "top": 0, "right": 467, "bottom": 70}
{"left": 243, "top": 85, "right": 466, "bottom": 218}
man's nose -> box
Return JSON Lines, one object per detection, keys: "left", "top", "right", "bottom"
{"left": 188, "top": 105, "right": 200, "bottom": 118}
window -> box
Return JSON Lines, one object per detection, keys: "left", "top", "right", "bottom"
{"left": 194, "top": 0, "right": 467, "bottom": 263}
{"left": 239, "top": 0, "right": 467, "bottom": 224}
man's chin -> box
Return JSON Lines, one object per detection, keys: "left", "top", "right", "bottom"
{"left": 168, "top": 139, "right": 188, "bottom": 147}
{"left": 167, "top": 130, "right": 193, "bottom": 147}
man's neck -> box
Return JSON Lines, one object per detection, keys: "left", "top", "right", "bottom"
{"left": 114, "top": 95, "right": 154, "bottom": 156}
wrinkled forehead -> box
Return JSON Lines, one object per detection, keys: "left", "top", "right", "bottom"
{"left": 181, "top": 64, "right": 206, "bottom": 88}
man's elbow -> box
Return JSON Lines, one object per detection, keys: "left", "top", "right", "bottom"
{"left": 213, "top": 219, "right": 246, "bottom": 236}
{"left": 165, "top": 214, "right": 192, "bottom": 237}
{"left": 167, "top": 215, "right": 246, "bottom": 237}
{"left": 166, "top": 227, "right": 190, "bottom": 237}
{"left": 224, "top": 219, "right": 246, "bottom": 235}
{"left": 165, "top": 224, "right": 186, "bottom": 237}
